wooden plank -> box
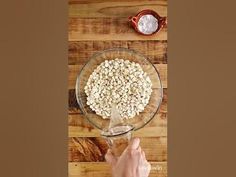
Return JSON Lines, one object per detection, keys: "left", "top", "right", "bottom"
{"left": 69, "top": 64, "right": 167, "bottom": 89}
{"left": 68, "top": 137, "right": 108, "bottom": 162}
{"left": 68, "top": 65, "right": 82, "bottom": 90}
{"left": 69, "top": 112, "right": 167, "bottom": 127}
{"left": 68, "top": 0, "right": 167, "bottom": 18}
{"left": 68, "top": 41, "right": 167, "bottom": 65}
{"left": 69, "top": 162, "right": 167, "bottom": 177}
{"left": 69, "top": 17, "right": 167, "bottom": 41}
{"left": 68, "top": 88, "right": 167, "bottom": 114}
{"left": 68, "top": 89, "right": 81, "bottom": 114}
{"left": 69, "top": 137, "right": 167, "bottom": 162}
{"left": 68, "top": 112, "right": 167, "bottom": 137}
{"left": 69, "top": 125, "right": 167, "bottom": 137}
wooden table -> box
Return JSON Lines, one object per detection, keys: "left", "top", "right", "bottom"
{"left": 68, "top": 1, "right": 167, "bottom": 176}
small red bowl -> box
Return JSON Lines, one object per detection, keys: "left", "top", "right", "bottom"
{"left": 129, "top": 9, "right": 167, "bottom": 36}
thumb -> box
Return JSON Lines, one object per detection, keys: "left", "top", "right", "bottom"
{"left": 105, "top": 149, "right": 117, "bottom": 166}
{"left": 128, "top": 137, "right": 140, "bottom": 150}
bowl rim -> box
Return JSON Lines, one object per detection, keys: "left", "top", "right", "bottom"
{"left": 75, "top": 47, "right": 163, "bottom": 131}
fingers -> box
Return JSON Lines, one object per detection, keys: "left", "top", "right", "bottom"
{"left": 137, "top": 146, "right": 142, "bottom": 152}
{"left": 105, "top": 149, "right": 117, "bottom": 166}
{"left": 141, "top": 150, "right": 145, "bottom": 158}
{"left": 139, "top": 156, "right": 151, "bottom": 177}
{"left": 142, "top": 151, "right": 150, "bottom": 169}
{"left": 126, "top": 138, "right": 141, "bottom": 160}
{"left": 146, "top": 162, "right": 151, "bottom": 175}
{"left": 141, "top": 150, "right": 147, "bottom": 161}
{"left": 136, "top": 153, "right": 151, "bottom": 177}
{"left": 147, "top": 162, "right": 151, "bottom": 171}
{"left": 122, "top": 138, "right": 140, "bottom": 155}
{"left": 140, "top": 150, "right": 148, "bottom": 167}
{"left": 128, "top": 138, "right": 140, "bottom": 150}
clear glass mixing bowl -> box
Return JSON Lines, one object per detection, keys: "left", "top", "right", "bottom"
{"left": 76, "top": 48, "right": 163, "bottom": 132}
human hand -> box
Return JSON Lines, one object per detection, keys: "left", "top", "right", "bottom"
{"left": 105, "top": 138, "right": 151, "bottom": 177}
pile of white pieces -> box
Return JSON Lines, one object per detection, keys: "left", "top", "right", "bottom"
{"left": 84, "top": 59, "right": 152, "bottom": 119}
{"left": 137, "top": 14, "right": 158, "bottom": 35}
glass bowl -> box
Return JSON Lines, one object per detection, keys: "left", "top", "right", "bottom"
{"left": 76, "top": 48, "right": 163, "bottom": 132}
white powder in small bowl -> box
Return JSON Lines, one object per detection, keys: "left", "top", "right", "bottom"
{"left": 137, "top": 14, "right": 158, "bottom": 35}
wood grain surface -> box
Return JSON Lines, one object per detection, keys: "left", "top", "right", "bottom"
{"left": 68, "top": 0, "right": 167, "bottom": 176}
{"left": 68, "top": 0, "right": 167, "bottom": 18}
{"left": 69, "top": 41, "right": 167, "bottom": 65}
{"left": 69, "top": 18, "right": 167, "bottom": 41}
{"left": 68, "top": 0, "right": 167, "bottom": 41}
{"left": 69, "top": 162, "right": 167, "bottom": 177}
{"left": 69, "top": 137, "right": 167, "bottom": 162}
{"left": 68, "top": 113, "right": 167, "bottom": 137}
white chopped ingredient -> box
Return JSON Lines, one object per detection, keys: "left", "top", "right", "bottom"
{"left": 84, "top": 59, "right": 152, "bottom": 119}
{"left": 137, "top": 14, "right": 158, "bottom": 35}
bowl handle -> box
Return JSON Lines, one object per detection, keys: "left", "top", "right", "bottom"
{"left": 128, "top": 16, "right": 138, "bottom": 27}
{"left": 159, "top": 16, "right": 167, "bottom": 28}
